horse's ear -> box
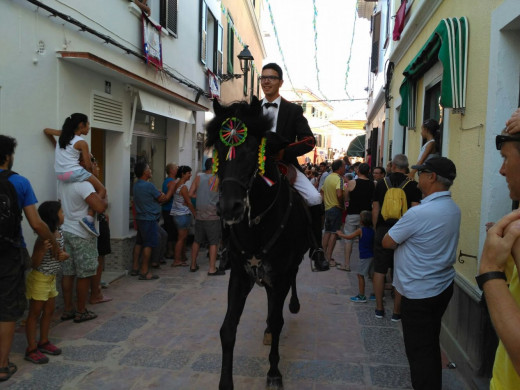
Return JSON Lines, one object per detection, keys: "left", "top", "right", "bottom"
{"left": 213, "top": 99, "right": 223, "bottom": 116}
{"left": 251, "top": 96, "right": 262, "bottom": 115}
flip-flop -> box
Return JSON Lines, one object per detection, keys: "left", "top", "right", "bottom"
{"left": 208, "top": 270, "right": 225, "bottom": 276}
{"left": 189, "top": 265, "right": 199, "bottom": 272}
{"left": 336, "top": 265, "right": 351, "bottom": 272}
{"left": 89, "top": 296, "right": 113, "bottom": 304}
{"left": 171, "top": 262, "right": 188, "bottom": 267}
{"left": 138, "top": 273, "right": 159, "bottom": 280}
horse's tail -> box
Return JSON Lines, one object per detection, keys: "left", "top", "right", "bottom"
{"left": 288, "top": 273, "right": 300, "bottom": 314}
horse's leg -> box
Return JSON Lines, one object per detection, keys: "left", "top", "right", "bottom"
{"left": 265, "top": 279, "right": 292, "bottom": 389}
{"left": 288, "top": 271, "right": 300, "bottom": 314}
{"left": 219, "top": 268, "right": 253, "bottom": 390}
{"left": 263, "top": 292, "right": 272, "bottom": 345}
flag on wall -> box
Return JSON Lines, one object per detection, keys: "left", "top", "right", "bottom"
{"left": 142, "top": 13, "right": 162, "bottom": 69}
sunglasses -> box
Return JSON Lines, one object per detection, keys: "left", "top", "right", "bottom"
{"left": 259, "top": 76, "right": 280, "bottom": 82}
{"left": 496, "top": 133, "right": 520, "bottom": 150}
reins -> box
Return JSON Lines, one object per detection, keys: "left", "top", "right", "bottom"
{"left": 230, "top": 176, "right": 293, "bottom": 258}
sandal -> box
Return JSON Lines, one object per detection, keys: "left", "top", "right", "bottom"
{"left": 189, "top": 265, "right": 199, "bottom": 272}
{"left": 0, "top": 362, "right": 17, "bottom": 382}
{"left": 61, "top": 310, "right": 76, "bottom": 321}
{"left": 73, "top": 309, "right": 98, "bottom": 323}
{"left": 130, "top": 269, "right": 139, "bottom": 276}
{"left": 138, "top": 273, "right": 159, "bottom": 280}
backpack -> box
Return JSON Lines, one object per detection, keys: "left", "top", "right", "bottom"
{"left": 381, "top": 176, "right": 411, "bottom": 221}
{"left": 0, "top": 170, "right": 22, "bottom": 246}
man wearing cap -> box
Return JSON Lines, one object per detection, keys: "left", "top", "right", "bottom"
{"left": 478, "top": 121, "right": 520, "bottom": 389}
{"left": 382, "top": 157, "right": 461, "bottom": 390}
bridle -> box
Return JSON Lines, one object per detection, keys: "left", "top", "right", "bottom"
{"left": 221, "top": 162, "right": 294, "bottom": 259}
{"left": 220, "top": 166, "right": 283, "bottom": 228}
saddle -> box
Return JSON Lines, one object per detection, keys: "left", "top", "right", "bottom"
{"left": 276, "top": 161, "right": 297, "bottom": 186}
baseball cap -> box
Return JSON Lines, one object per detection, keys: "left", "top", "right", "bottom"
{"left": 411, "top": 157, "right": 456, "bottom": 181}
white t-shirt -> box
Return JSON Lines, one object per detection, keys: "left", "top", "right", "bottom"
{"left": 55, "top": 135, "right": 83, "bottom": 173}
{"left": 58, "top": 180, "right": 96, "bottom": 239}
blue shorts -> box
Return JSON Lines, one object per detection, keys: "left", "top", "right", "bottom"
{"left": 324, "top": 207, "right": 343, "bottom": 233}
{"left": 173, "top": 214, "right": 192, "bottom": 230}
{"left": 136, "top": 220, "right": 159, "bottom": 248}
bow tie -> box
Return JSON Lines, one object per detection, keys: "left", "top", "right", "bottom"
{"left": 263, "top": 102, "right": 278, "bottom": 109}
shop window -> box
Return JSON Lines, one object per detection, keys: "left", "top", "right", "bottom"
{"left": 129, "top": 111, "right": 167, "bottom": 229}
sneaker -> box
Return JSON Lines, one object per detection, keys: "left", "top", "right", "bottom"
{"left": 350, "top": 294, "right": 367, "bottom": 303}
{"left": 25, "top": 349, "right": 49, "bottom": 364}
{"left": 368, "top": 294, "right": 376, "bottom": 301}
{"left": 375, "top": 309, "right": 385, "bottom": 319}
{"left": 391, "top": 313, "right": 402, "bottom": 322}
{"left": 79, "top": 217, "right": 100, "bottom": 237}
{"left": 38, "top": 341, "right": 62, "bottom": 355}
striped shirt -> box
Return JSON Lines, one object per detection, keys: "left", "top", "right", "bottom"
{"left": 35, "top": 228, "right": 64, "bottom": 275}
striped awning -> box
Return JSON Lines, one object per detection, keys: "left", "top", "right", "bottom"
{"left": 399, "top": 17, "right": 469, "bottom": 128}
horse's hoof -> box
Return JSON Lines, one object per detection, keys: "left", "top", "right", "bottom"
{"left": 266, "top": 375, "right": 283, "bottom": 389}
{"left": 263, "top": 332, "right": 272, "bottom": 345}
{"left": 289, "top": 297, "right": 300, "bottom": 313}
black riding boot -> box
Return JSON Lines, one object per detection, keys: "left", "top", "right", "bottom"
{"left": 309, "top": 204, "right": 329, "bottom": 271}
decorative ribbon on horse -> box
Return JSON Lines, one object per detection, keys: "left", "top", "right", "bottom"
{"left": 219, "top": 117, "right": 248, "bottom": 160}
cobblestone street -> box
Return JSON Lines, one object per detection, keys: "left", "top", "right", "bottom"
{"left": 5, "top": 240, "right": 468, "bottom": 389}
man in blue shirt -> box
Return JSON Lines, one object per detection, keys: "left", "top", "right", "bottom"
{"left": 131, "top": 162, "right": 166, "bottom": 280}
{"left": 0, "top": 135, "right": 59, "bottom": 382}
{"left": 382, "top": 157, "right": 461, "bottom": 390}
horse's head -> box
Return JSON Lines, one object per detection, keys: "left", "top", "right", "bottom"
{"left": 206, "top": 97, "right": 288, "bottom": 225}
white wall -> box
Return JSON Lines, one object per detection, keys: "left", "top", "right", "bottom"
{"left": 480, "top": 0, "right": 520, "bottom": 255}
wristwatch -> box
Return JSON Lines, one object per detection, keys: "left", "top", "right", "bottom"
{"left": 476, "top": 271, "right": 507, "bottom": 290}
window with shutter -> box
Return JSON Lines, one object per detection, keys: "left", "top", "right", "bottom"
{"left": 227, "top": 16, "right": 234, "bottom": 74}
{"left": 200, "top": 1, "right": 207, "bottom": 65}
{"left": 370, "top": 12, "right": 381, "bottom": 73}
{"left": 160, "top": 0, "right": 178, "bottom": 37}
{"left": 217, "top": 24, "right": 223, "bottom": 76}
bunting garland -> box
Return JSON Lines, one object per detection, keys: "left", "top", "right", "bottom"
{"left": 344, "top": 1, "right": 358, "bottom": 99}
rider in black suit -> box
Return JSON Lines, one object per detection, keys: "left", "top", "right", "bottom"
{"left": 260, "top": 63, "right": 329, "bottom": 271}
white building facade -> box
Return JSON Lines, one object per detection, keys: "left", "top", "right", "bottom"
{"left": 0, "top": 0, "right": 223, "bottom": 268}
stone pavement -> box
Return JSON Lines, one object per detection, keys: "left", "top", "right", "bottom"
{"left": 4, "top": 239, "right": 470, "bottom": 390}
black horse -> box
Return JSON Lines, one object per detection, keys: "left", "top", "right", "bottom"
{"left": 207, "top": 98, "right": 311, "bottom": 390}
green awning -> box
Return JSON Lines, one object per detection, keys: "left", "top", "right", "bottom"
{"left": 347, "top": 134, "right": 366, "bottom": 157}
{"left": 399, "top": 17, "right": 469, "bottom": 128}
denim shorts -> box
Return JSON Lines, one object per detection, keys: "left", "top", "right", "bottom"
{"left": 173, "top": 214, "right": 192, "bottom": 230}
{"left": 136, "top": 219, "right": 159, "bottom": 248}
{"left": 56, "top": 167, "right": 92, "bottom": 182}
{"left": 324, "top": 207, "right": 343, "bottom": 233}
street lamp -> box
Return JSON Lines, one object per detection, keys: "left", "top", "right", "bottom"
{"left": 220, "top": 45, "right": 255, "bottom": 83}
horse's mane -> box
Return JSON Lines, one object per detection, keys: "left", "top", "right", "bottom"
{"left": 205, "top": 97, "right": 274, "bottom": 149}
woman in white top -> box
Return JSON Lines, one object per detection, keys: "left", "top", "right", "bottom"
{"left": 170, "top": 165, "right": 196, "bottom": 267}
{"left": 408, "top": 119, "right": 440, "bottom": 180}
{"left": 43, "top": 114, "right": 106, "bottom": 237}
